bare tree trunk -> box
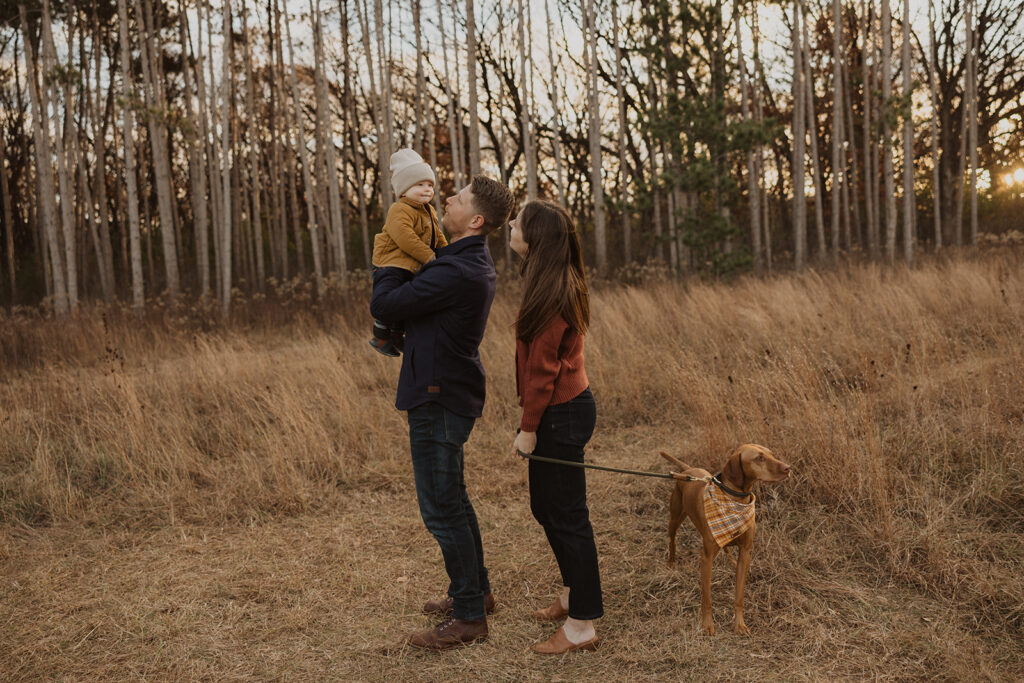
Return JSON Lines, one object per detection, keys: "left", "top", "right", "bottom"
{"left": 242, "top": 4, "right": 266, "bottom": 288}
{"left": 967, "top": 0, "right": 978, "bottom": 246}
{"left": 584, "top": 0, "right": 606, "bottom": 273}
{"left": 413, "top": 0, "right": 427, "bottom": 151}
{"left": 928, "top": 0, "right": 942, "bottom": 250}
{"left": 792, "top": 0, "right": 807, "bottom": 270}
{"left": 517, "top": 0, "right": 537, "bottom": 199}
{"left": 842, "top": 52, "right": 861, "bottom": 248}
{"left": 114, "top": 0, "right": 144, "bottom": 311}
{"left": 90, "top": 9, "right": 116, "bottom": 301}
{"left": 181, "top": 5, "right": 211, "bottom": 298}
{"left": 272, "top": 0, "right": 298, "bottom": 277}
{"left": 312, "top": 0, "right": 347, "bottom": 276}
{"left": 285, "top": 6, "right": 325, "bottom": 297}
{"left": 862, "top": 0, "right": 878, "bottom": 255}
{"left": 802, "top": 13, "right": 826, "bottom": 261}
{"left": 545, "top": 0, "right": 565, "bottom": 206}
{"left": 465, "top": 0, "right": 481, "bottom": 175}
{"left": 340, "top": 0, "right": 371, "bottom": 267}
{"left": 1, "top": 111, "right": 17, "bottom": 303}
{"left": 219, "top": 0, "right": 233, "bottom": 313}
{"left": 613, "top": 0, "right": 631, "bottom": 264}
{"left": 205, "top": 0, "right": 223, "bottom": 294}
{"left": 358, "top": 0, "right": 390, "bottom": 207}
{"left": 831, "top": 0, "right": 844, "bottom": 257}
{"left": 901, "top": 0, "right": 914, "bottom": 264}
{"left": 737, "top": 5, "right": 761, "bottom": 273}
{"left": 135, "top": 0, "right": 180, "bottom": 298}
{"left": 373, "top": 0, "right": 395, "bottom": 198}
{"left": 20, "top": 3, "right": 69, "bottom": 315}
{"left": 41, "top": 0, "right": 78, "bottom": 312}
{"left": 881, "top": 0, "right": 896, "bottom": 262}
{"left": 439, "top": 0, "right": 463, "bottom": 189}
{"left": 753, "top": 9, "right": 771, "bottom": 269}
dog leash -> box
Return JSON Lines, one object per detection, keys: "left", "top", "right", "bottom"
{"left": 517, "top": 449, "right": 712, "bottom": 482}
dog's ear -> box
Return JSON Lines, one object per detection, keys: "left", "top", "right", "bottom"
{"left": 723, "top": 448, "right": 747, "bottom": 489}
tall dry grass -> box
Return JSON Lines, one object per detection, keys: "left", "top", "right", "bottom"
{"left": 2, "top": 249, "right": 1022, "bottom": 680}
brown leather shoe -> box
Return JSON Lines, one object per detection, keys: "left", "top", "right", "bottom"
{"left": 532, "top": 627, "right": 600, "bottom": 654}
{"left": 531, "top": 597, "right": 569, "bottom": 621}
{"left": 407, "top": 616, "right": 489, "bottom": 650}
{"left": 422, "top": 592, "right": 498, "bottom": 616}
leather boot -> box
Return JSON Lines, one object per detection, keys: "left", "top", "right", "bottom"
{"left": 407, "top": 616, "right": 489, "bottom": 650}
{"left": 422, "top": 592, "right": 498, "bottom": 616}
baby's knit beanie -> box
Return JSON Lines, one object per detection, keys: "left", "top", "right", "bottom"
{"left": 390, "top": 148, "right": 436, "bottom": 199}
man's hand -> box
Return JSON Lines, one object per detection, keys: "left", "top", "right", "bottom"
{"left": 514, "top": 430, "right": 537, "bottom": 457}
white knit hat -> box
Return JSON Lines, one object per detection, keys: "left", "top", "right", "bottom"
{"left": 390, "top": 148, "right": 436, "bottom": 198}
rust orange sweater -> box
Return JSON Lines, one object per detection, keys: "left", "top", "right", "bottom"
{"left": 515, "top": 314, "right": 589, "bottom": 432}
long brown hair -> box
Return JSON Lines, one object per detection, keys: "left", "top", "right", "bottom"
{"left": 515, "top": 200, "right": 590, "bottom": 343}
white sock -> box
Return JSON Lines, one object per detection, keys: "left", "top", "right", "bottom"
{"left": 562, "top": 617, "right": 596, "bottom": 644}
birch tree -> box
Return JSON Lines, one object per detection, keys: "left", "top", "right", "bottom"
{"left": 737, "top": 5, "right": 760, "bottom": 273}
{"left": 584, "top": 0, "right": 606, "bottom": 273}
{"left": 900, "top": 0, "right": 914, "bottom": 264}
{"left": 927, "top": 0, "right": 942, "bottom": 250}
{"left": 518, "top": 0, "right": 537, "bottom": 199}
{"left": 41, "top": 0, "right": 77, "bottom": 312}
{"left": 792, "top": 0, "right": 807, "bottom": 270}
{"left": 831, "top": 0, "right": 844, "bottom": 257}
{"left": 881, "top": 0, "right": 896, "bottom": 262}
{"left": 115, "top": 0, "right": 144, "bottom": 311}
{"left": 219, "top": 0, "right": 234, "bottom": 313}
{"left": 545, "top": 0, "right": 565, "bottom": 205}
{"left": 285, "top": 5, "right": 325, "bottom": 297}
{"left": 0, "top": 119, "right": 14, "bottom": 302}
{"left": 466, "top": 0, "right": 481, "bottom": 175}
{"left": 312, "top": 0, "right": 346, "bottom": 276}
{"left": 802, "top": 12, "right": 826, "bottom": 260}
{"left": 135, "top": 0, "right": 180, "bottom": 297}
{"left": 966, "top": 0, "right": 978, "bottom": 246}
{"left": 613, "top": 0, "right": 631, "bottom": 263}
{"left": 20, "top": 3, "right": 69, "bottom": 315}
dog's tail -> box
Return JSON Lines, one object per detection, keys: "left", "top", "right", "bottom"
{"left": 660, "top": 451, "right": 692, "bottom": 471}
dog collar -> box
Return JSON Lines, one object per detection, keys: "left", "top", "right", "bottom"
{"left": 712, "top": 473, "right": 752, "bottom": 500}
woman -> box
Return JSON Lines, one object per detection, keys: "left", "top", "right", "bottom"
{"left": 510, "top": 200, "right": 602, "bottom": 654}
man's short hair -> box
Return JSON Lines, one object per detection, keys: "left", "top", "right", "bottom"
{"left": 470, "top": 176, "right": 516, "bottom": 235}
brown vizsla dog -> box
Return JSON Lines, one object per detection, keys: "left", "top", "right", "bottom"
{"left": 660, "top": 444, "right": 790, "bottom": 636}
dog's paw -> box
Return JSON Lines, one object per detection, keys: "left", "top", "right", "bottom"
{"left": 701, "top": 620, "right": 715, "bottom": 636}
{"left": 732, "top": 620, "right": 750, "bottom": 636}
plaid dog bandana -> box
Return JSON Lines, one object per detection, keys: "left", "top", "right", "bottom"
{"left": 703, "top": 483, "right": 756, "bottom": 548}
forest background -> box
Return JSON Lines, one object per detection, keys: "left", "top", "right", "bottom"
{"left": 1, "top": 0, "right": 1023, "bottom": 679}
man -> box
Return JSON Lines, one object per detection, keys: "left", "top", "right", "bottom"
{"left": 370, "top": 176, "right": 515, "bottom": 650}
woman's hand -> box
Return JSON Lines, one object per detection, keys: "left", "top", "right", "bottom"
{"left": 514, "top": 430, "right": 537, "bottom": 457}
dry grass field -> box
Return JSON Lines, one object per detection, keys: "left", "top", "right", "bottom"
{"left": 2, "top": 249, "right": 1022, "bottom": 681}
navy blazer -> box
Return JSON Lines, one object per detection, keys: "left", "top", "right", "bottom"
{"left": 370, "top": 234, "right": 496, "bottom": 418}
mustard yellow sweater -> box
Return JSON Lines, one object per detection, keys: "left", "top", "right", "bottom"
{"left": 371, "top": 198, "right": 448, "bottom": 271}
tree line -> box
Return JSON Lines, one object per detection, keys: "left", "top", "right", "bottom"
{"left": 0, "top": 0, "right": 1022, "bottom": 316}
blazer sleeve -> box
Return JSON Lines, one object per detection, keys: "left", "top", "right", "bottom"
{"left": 370, "top": 260, "right": 458, "bottom": 322}
{"left": 383, "top": 204, "right": 437, "bottom": 265}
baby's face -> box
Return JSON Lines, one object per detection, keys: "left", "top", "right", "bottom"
{"left": 404, "top": 181, "right": 435, "bottom": 205}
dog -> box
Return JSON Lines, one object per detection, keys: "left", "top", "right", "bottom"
{"left": 660, "top": 444, "right": 790, "bottom": 635}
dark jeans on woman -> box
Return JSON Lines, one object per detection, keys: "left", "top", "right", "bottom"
{"left": 528, "top": 387, "right": 603, "bottom": 620}
{"left": 408, "top": 402, "right": 491, "bottom": 621}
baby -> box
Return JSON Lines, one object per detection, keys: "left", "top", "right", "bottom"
{"left": 369, "top": 148, "right": 448, "bottom": 356}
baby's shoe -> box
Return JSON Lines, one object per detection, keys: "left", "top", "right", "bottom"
{"left": 369, "top": 336, "right": 400, "bottom": 357}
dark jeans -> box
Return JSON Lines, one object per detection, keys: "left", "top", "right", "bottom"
{"left": 408, "top": 402, "right": 490, "bottom": 621}
{"left": 528, "top": 387, "right": 603, "bottom": 620}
